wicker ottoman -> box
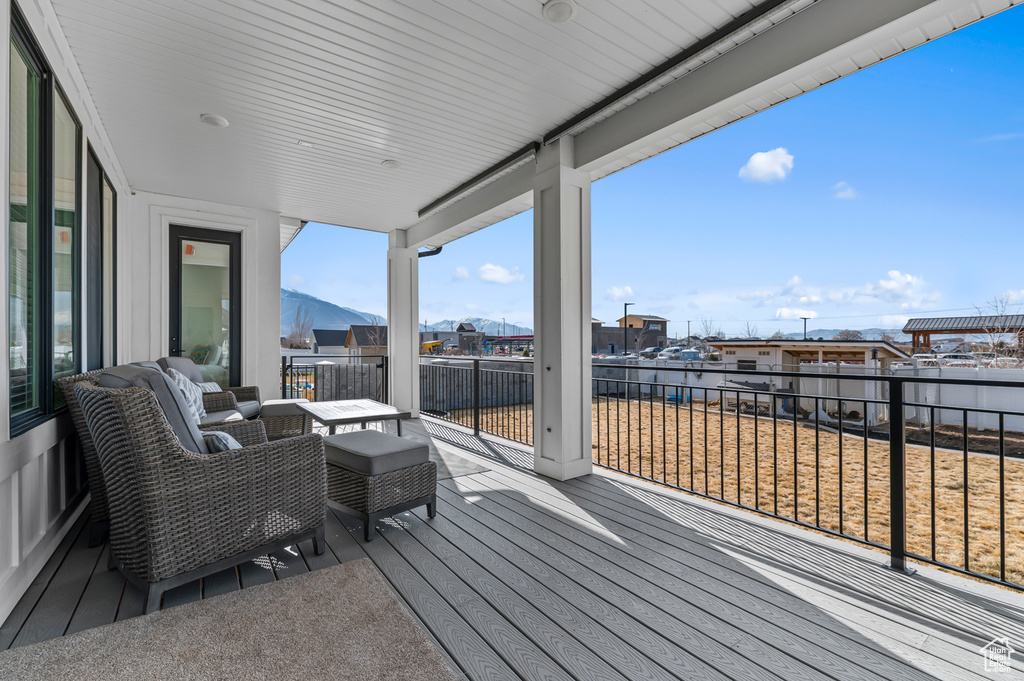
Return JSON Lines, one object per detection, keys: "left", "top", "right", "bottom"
{"left": 260, "top": 398, "right": 311, "bottom": 440}
{"left": 324, "top": 431, "right": 437, "bottom": 541}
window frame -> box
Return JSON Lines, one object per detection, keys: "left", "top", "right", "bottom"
{"left": 9, "top": 3, "right": 83, "bottom": 436}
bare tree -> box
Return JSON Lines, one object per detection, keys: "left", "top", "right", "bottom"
{"left": 834, "top": 329, "right": 864, "bottom": 341}
{"left": 769, "top": 330, "right": 787, "bottom": 340}
{"left": 365, "top": 315, "right": 387, "bottom": 353}
{"left": 698, "top": 317, "right": 723, "bottom": 340}
{"left": 742, "top": 321, "right": 759, "bottom": 339}
{"left": 286, "top": 304, "right": 314, "bottom": 349}
{"left": 975, "top": 295, "right": 1021, "bottom": 357}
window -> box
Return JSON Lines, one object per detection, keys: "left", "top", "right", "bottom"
{"left": 737, "top": 359, "right": 757, "bottom": 372}
{"left": 9, "top": 7, "right": 81, "bottom": 433}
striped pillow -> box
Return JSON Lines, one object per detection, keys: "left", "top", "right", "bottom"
{"left": 167, "top": 367, "right": 207, "bottom": 423}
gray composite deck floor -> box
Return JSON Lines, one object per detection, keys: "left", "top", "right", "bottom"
{"left": 3, "top": 417, "right": 1024, "bottom": 680}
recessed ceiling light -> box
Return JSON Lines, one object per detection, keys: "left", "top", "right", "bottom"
{"left": 297, "top": 140, "right": 315, "bottom": 148}
{"left": 542, "top": 0, "right": 577, "bottom": 23}
{"left": 199, "top": 113, "right": 229, "bottom": 128}
{"left": 381, "top": 159, "right": 402, "bottom": 169}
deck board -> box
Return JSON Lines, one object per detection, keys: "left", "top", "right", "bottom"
{"left": 477, "top": 465, "right": 938, "bottom": 681}
{"left": 64, "top": 545, "right": 126, "bottom": 635}
{"left": 5, "top": 417, "right": 1024, "bottom": 681}
{"left": 10, "top": 521, "right": 103, "bottom": 648}
{"left": 0, "top": 511, "right": 90, "bottom": 649}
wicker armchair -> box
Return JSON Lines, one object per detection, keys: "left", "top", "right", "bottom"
{"left": 74, "top": 383, "right": 326, "bottom": 614}
{"left": 58, "top": 373, "right": 271, "bottom": 549}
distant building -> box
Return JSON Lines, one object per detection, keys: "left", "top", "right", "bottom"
{"left": 710, "top": 339, "right": 909, "bottom": 372}
{"left": 346, "top": 324, "right": 388, "bottom": 363}
{"left": 591, "top": 315, "right": 669, "bottom": 355}
{"left": 310, "top": 328, "right": 349, "bottom": 354}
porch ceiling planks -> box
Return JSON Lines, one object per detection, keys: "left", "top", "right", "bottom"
{"left": 49, "top": 0, "right": 764, "bottom": 231}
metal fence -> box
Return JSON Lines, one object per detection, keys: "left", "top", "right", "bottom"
{"left": 416, "top": 356, "right": 1024, "bottom": 590}
{"left": 592, "top": 362, "right": 1024, "bottom": 590}
{"left": 280, "top": 354, "right": 388, "bottom": 403}
{"left": 419, "top": 357, "right": 534, "bottom": 446}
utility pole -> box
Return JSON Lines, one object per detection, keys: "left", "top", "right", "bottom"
{"left": 687, "top": 320, "right": 691, "bottom": 347}
{"left": 800, "top": 316, "right": 810, "bottom": 340}
{"left": 502, "top": 317, "right": 505, "bottom": 337}
{"left": 624, "top": 302, "right": 634, "bottom": 356}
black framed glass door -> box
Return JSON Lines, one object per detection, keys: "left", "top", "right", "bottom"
{"left": 169, "top": 225, "right": 241, "bottom": 388}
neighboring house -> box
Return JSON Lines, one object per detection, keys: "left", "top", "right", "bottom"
{"left": 346, "top": 324, "right": 388, "bottom": 363}
{"left": 309, "top": 328, "right": 349, "bottom": 355}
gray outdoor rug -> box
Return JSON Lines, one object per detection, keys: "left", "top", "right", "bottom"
{"left": 0, "top": 559, "right": 459, "bottom": 681}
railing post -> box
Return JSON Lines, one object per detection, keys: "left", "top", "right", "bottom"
{"left": 473, "top": 359, "right": 481, "bottom": 436}
{"left": 281, "top": 356, "right": 288, "bottom": 399}
{"left": 887, "top": 377, "right": 915, "bottom": 574}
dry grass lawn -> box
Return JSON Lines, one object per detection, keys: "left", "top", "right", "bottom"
{"left": 448, "top": 398, "right": 1024, "bottom": 584}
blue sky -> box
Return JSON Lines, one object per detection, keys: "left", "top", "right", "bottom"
{"left": 283, "top": 6, "right": 1024, "bottom": 338}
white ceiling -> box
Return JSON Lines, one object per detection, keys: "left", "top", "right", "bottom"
{"left": 49, "top": 0, "right": 770, "bottom": 232}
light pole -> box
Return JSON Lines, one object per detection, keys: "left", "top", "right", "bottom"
{"left": 623, "top": 302, "right": 634, "bottom": 356}
{"left": 687, "top": 320, "right": 691, "bottom": 347}
{"left": 502, "top": 317, "right": 505, "bottom": 337}
{"left": 800, "top": 316, "right": 810, "bottom": 340}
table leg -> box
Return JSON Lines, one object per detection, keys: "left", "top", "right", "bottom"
{"left": 329, "top": 424, "right": 336, "bottom": 435}
{"left": 361, "top": 422, "right": 367, "bottom": 430}
{"left": 397, "top": 419, "right": 403, "bottom": 436}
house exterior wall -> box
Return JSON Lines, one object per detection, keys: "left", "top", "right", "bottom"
{"left": 0, "top": 0, "right": 132, "bottom": 624}
{"left": 124, "top": 192, "right": 281, "bottom": 398}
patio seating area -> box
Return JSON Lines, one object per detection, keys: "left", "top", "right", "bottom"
{"left": 3, "top": 418, "right": 1022, "bottom": 680}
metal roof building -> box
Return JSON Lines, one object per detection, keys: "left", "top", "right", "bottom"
{"left": 902, "top": 315, "right": 1024, "bottom": 349}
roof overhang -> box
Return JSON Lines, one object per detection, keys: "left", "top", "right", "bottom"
{"left": 712, "top": 339, "right": 910, "bottom": 359}
{"left": 46, "top": 0, "right": 1020, "bottom": 244}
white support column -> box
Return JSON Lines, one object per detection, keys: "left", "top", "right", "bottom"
{"left": 387, "top": 230, "right": 419, "bottom": 416}
{"left": 533, "top": 137, "right": 593, "bottom": 480}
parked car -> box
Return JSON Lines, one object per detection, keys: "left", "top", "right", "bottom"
{"left": 640, "top": 347, "right": 663, "bottom": 359}
{"left": 659, "top": 347, "right": 702, "bottom": 361}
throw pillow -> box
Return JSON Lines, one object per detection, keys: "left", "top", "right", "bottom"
{"left": 189, "top": 344, "right": 212, "bottom": 365}
{"left": 167, "top": 367, "right": 207, "bottom": 423}
{"left": 198, "top": 381, "right": 223, "bottom": 393}
{"left": 202, "top": 431, "right": 242, "bottom": 452}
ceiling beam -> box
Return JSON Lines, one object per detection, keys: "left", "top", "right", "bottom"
{"left": 404, "top": 162, "right": 533, "bottom": 249}
{"left": 573, "top": 0, "right": 937, "bottom": 172}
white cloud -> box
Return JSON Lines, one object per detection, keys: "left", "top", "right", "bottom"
{"left": 605, "top": 285, "right": 634, "bottom": 302}
{"left": 879, "top": 314, "right": 910, "bottom": 328}
{"left": 1005, "top": 290, "right": 1024, "bottom": 305}
{"left": 288, "top": 274, "right": 306, "bottom": 288}
{"left": 832, "top": 181, "right": 856, "bottom": 199}
{"left": 478, "top": 263, "right": 524, "bottom": 285}
{"left": 776, "top": 308, "right": 818, "bottom": 320}
{"left": 738, "top": 147, "right": 794, "bottom": 183}
{"left": 980, "top": 132, "right": 1024, "bottom": 143}
{"left": 453, "top": 266, "right": 469, "bottom": 281}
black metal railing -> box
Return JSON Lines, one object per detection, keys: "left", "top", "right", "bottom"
{"left": 308, "top": 353, "right": 1024, "bottom": 589}
{"left": 592, "top": 362, "right": 1024, "bottom": 590}
{"left": 419, "top": 357, "right": 534, "bottom": 446}
{"left": 280, "top": 354, "right": 388, "bottom": 403}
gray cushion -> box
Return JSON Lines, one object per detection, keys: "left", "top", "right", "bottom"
{"left": 156, "top": 356, "right": 203, "bottom": 384}
{"left": 131, "top": 361, "right": 163, "bottom": 373}
{"left": 236, "top": 400, "right": 261, "bottom": 419}
{"left": 324, "top": 431, "right": 429, "bottom": 476}
{"left": 260, "top": 398, "right": 309, "bottom": 419}
{"left": 98, "top": 365, "right": 209, "bottom": 454}
{"left": 200, "top": 410, "right": 244, "bottom": 425}
{"left": 202, "top": 430, "right": 242, "bottom": 452}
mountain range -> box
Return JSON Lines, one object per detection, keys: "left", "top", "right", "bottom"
{"left": 281, "top": 289, "right": 532, "bottom": 337}
{"left": 280, "top": 288, "right": 382, "bottom": 336}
